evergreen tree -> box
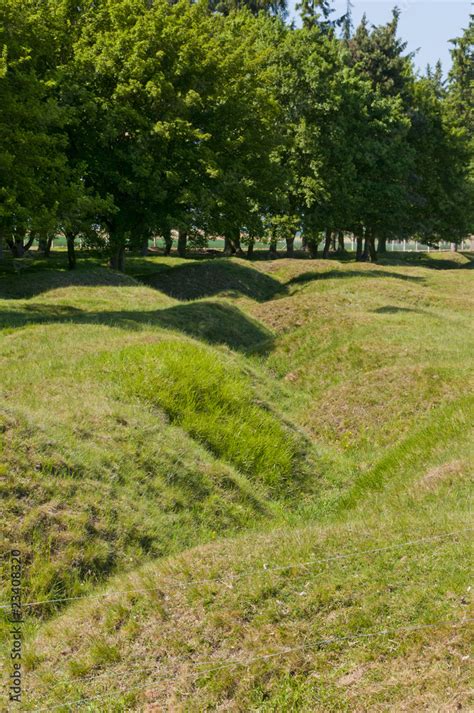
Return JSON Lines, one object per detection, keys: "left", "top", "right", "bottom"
{"left": 297, "top": 0, "right": 333, "bottom": 31}
{"left": 208, "top": 0, "right": 287, "bottom": 16}
{"left": 349, "top": 9, "right": 413, "bottom": 103}
{"left": 444, "top": 13, "right": 474, "bottom": 240}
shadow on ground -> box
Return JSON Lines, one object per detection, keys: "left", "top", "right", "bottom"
{"left": 286, "top": 269, "right": 425, "bottom": 287}
{"left": 0, "top": 300, "right": 274, "bottom": 354}
{"left": 381, "top": 252, "right": 474, "bottom": 270}
{"left": 0, "top": 266, "right": 137, "bottom": 300}
{"left": 142, "top": 260, "right": 285, "bottom": 302}
{"left": 2, "top": 251, "right": 472, "bottom": 300}
{"left": 373, "top": 305, "right": 427, "bottom": 315}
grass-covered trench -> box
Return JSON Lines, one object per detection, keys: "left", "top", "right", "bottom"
{"left": 0, "top": 251, "right": 473, "bottom": 711}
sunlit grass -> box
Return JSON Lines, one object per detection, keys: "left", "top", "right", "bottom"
{"left": 104, "top": 340, "right": 302, "bottom": 489}
{"left": 1, "top": 251, "right": 473, "bottom": 710}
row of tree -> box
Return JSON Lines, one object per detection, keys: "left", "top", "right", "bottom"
{"left": 0, "top": 0, "right": 472, "bottom": 269}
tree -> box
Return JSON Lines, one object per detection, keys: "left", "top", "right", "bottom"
{"left": 1, "top": 0, "right": 470, "bottom": 268}
{"left": 347, "top": 10, "right": 415, "bottom": 258}
{"left": 201, "top": 10, "right": 285, "bottom": 256}
{"left": 297, "top": 0, "right": 332, "bottom": 30}
{"left": 447, "top": 13, "right": 473, "bottom": 139}
{"left": 444, "top": 14, "right": 474, "bottom": 241}
{"left": 349, "top": 9, "right": 413, "bottom": 103}
{"left": 0, "top": 0, "right": 68, "bottom": 258}
{"left": 406, "top": 75, "right": 469, "bottom": 245}
{"left": 208, "top": 0, "right": 287, "bottom": 17}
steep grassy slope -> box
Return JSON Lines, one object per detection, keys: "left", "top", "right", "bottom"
{"left": 1, "top": 251, "right": 473, "bottom": 710}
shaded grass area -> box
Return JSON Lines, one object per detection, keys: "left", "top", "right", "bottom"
{"left": 0, "top": 260, "right": 136, "bottom": 299}
{"left": 0, "top": 299, "right": 273, "bottom": 353}
{"left": 141, "top": 259, "right": 286, "bottom": 302}
{"left": 286, "top": 268, "right": 425, "bottom": 286}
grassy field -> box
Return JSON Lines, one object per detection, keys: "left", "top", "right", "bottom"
{"left": 0, "top": 251, "right": 473, "bottom": 711}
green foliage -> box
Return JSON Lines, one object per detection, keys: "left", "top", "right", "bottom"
{"left": 296, "top": 0, "right": 333, "bottom": 30}
{"left": 209, "top": 0, "right": 287, "bottom": 16}
{"left": 445, "top": 14, "right": 474, "bottom": 234}
{"left": 0, "top": 0, "right": 471, "bottom": 266}
{"left": 349, "top": 9, "right": 413, "bottom": 101}
{"left": 0, "top": 0, "right": 68, "bottom": 255}
{"left": 447, "top": 12, "right": 473, "bottom": 140}
{"left": 408, "top": 76, "right": 472, "bottom": 242}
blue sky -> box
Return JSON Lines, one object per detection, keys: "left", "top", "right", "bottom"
{"left": 287, "top": 1, "right": 472, "bottom": 73}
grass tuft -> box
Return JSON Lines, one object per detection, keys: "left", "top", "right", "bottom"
{"left": 104, "top": 340, "right": 303, "bottom": 489}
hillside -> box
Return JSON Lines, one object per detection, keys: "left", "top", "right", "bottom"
{"left": 1, "top": 252, "right": 473, "bottom": 711}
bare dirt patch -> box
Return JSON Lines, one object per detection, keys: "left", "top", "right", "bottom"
{"left": 416, "top": 460, "right": 470, "bottom": 493}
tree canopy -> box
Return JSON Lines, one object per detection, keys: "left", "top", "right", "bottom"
{"left": 0, "top": 0, "right": 472, "bottom": 267}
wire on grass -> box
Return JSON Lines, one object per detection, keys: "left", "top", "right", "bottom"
{"left": 0, "top": 527, "right": 471, "bottom": 611}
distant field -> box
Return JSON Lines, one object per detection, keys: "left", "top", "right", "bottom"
{"left": 1, "top": 251, "right": 473, "bottom": 711}
{"left": 13, "top": 235, "right": 472, "bottom": 253}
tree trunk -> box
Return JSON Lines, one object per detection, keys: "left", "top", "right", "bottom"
{"left": 247, "top": 239, "right": 254, "bottom": 259}
{"left": 450, "top": 242, "right": 458, "bottom": 252}
{"left": 322, "top": 228, "right": 332, "bottom": 259}
{"left": 360, "top": 231, "right": 377, "bottom": 262}
{"left": 378, "top": 236, "right": 387, "bottom": 253}
{"left": 66, "top": 232, "right": 76, "bottom": 270}
{"left": 110, "top": 244, "right": 125, "bottom": 271}
{"left": 361, "top": 236, "right": 370, "bottom": 261}
{"left": 163, "top": 229, "right": 172, "bottom": 256}
{"left": 368, "top": 234, "right": 377, "bottom": 262}
{"left": 224, "top": 236, "right": 235, "bottom": 255}
{"left": 22, "top": 233, "right": 36, "bottom": 253}
{"left": 337, "top": 231, "right": 345, "bottom": 254}
{"left": 304, "top": 235, "right": 319, "bottom": 258}
{"left": 355, "top": 235, "right": 364, "bottom": 261}
{"left": 286, "top": 237, "right": 295, "bottom": 258}
{"left": 177, "top": 230, "right": 187, "bottom": 258}
{"left": 38, "top": 233, "right": 51, "bottom": 256}
{"left": 268, "top": 238, "right": 278, "bottom": 258}
{"left": 9, "top": 238, "right": 25, "bottom": 257}
{"left": 140, "top": 236, "right": 149, "bottom": 256}
{"left": 231, "top": 231, "right": 244, "bottom": 257}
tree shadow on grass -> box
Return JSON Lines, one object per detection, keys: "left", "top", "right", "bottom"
{"left": 373, "top": 305, "right": 426, "bottom": 315}
{"left": 155, "top": 302, "right": 273, "bottom": 354}
{"left": 0, "top": 266, "right": 137, "bottom": 300}
{"left": 286, "top": 269, "right": 425, "bottom": 287}
{"left": 0, "top": 300, "right": 274, "bottom": 354}
{"left": 381, "top": 252, "right": 474, "bottom": 270}
{"left": 143, "top": 260, "right": 285, "bottom": 302}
